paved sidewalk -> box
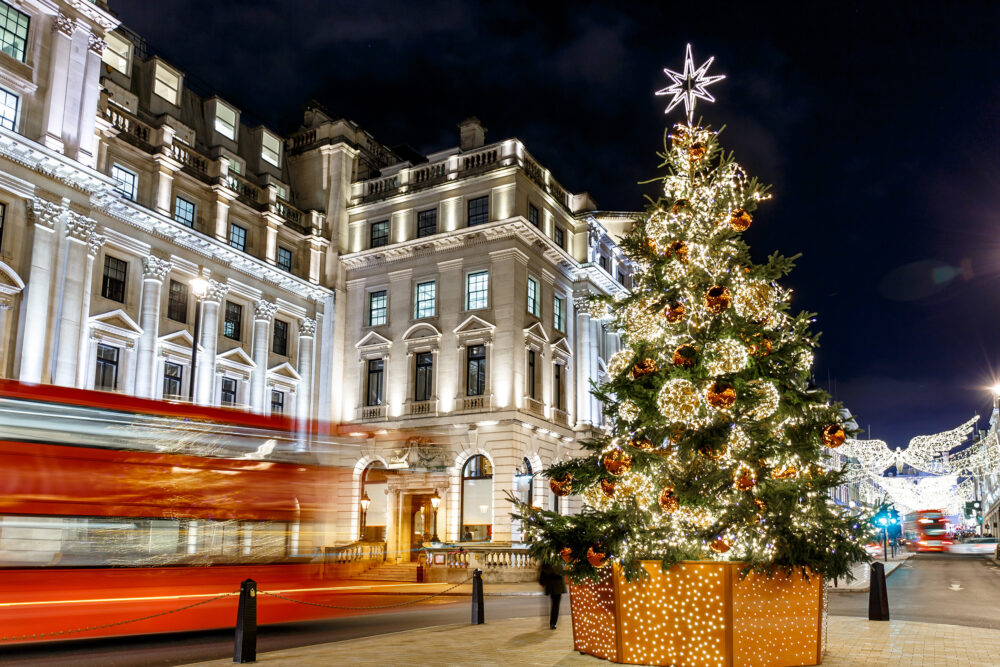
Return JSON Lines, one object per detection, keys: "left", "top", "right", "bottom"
{"left": 827, "top": 552, "right": 913, "bottom": 592}
{"left": 342, "top": 579, "right": 543, "bottom": 597}
{"left": 185, "top": 613, "right": 1000, "bottom": 666}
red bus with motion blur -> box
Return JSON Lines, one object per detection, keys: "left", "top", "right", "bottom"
{"left": 0, "top": 380, "right": 384, "bottom": 644}
{"left": 903, "top": 509, "right": 950, "bottom": 552}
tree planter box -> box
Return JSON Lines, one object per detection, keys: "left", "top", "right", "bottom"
{"left": 568, "top": 561, "right": 826, "bottom": 667}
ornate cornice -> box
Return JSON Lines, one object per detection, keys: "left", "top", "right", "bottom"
{"left": 142, "top": 255, "right": 173, "bottom": 281}
{"left": 66, "top": 0, "right": 121, "bottom": 31}
{"left": 254, "top": 299, "right": 278, "bottom": 322}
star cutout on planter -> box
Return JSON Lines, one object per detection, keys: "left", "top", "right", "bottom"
{"left": 656, "top": 43, "right": 726, "bottom": 123}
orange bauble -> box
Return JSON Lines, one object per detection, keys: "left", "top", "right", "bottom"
{"left": 666, "top": 240, "right": 690, "bottom": 262}
{"left": 709, "top": 537, "right": 731, "bottom": 554}
{"left": 749, "top": 337, "right": 772, "bottom": 357}
{"left": 822, "top": 424, "right": 847, "bottom": 448}
{"left": 735, "top": 473, "right": 756, "bottom": 492}
{"left": 629, "top": 435, "right": 654, "bottom": 451}
{"left": 600, "top": 479, "right": 617, "bottom": 498}
{"left": 658, "top": 486, "right": 679, "bottom": 513}
{"left": 706, "top": 381, "right": 736, "bottom": 409}
{"left": 705, "top": 286, "right": 732, "bottom": 314}
{"left": 672, "top": 199, "right": 693, "bottom": 215}
{"left": 560, "top": 547, "right": 576, "bottom": 564}
{"left": 672, "top": 344, "right": 697, "bottom": 368}
{"left": 549, "top": 474, "right": 573, "bottom": 497}
{"left": 587, "top": 546, "right": 609, "bottom": 568}
{"left": 772, "top": 466, "right": 798, "bottom": 480}
{"left": 602, "top": 449, "right": 633, "bottom": 476}
{"left": 698, "top": 442, "right": 727, "bottom": 461}
{"left": 665, "top": 302, "right": 686, "bottom": 323}
{"left": 631, "top": 358, "right": 659, "bottom": 378}
{"left": 729, "top": 208, "right": 753, "bottom": 232}
{"left": 688, "top": 143, "right": 707, "bottom": 162}
{"left": 754, "top": 498, "right": 767, "bottom": 513}
{"left": 643, "top": 237, "right": 659, "bottom": 255}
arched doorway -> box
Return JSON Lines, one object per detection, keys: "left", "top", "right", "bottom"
{"left": 360, "top": 462, "right": 388, "bottom": 542}
{"left": 460, "top": 454, "right": 493, "bottom": 542}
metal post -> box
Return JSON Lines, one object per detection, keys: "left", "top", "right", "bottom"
{"left": 234, "top": 578, "right": 257, "bottom": 663}
{"left": 471, "top": 568, "right": 484, "bottom": 625}
{"left": 188, "top": 298, "right": 202, "bottom": 401}
{"left": 868, "top": 563, "right": 889, "bottom": 621}
{"left": 883, "top": 527, "right": 887, "bottom": 563}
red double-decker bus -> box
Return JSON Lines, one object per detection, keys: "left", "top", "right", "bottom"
{"left": 903, "top": 509, "right": 949, "bottom": 552}
{"left": 0, "top": 381, "right": 378, "bottom": 644}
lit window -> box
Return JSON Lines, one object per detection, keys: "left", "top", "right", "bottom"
{"left": 174, "top": 196, "right": 195, "bottom": 227}
{"left": 467, "top": 196, "right": 489, "bottom": 226}
{"left": 153, "top": 62, "right": 180, "bottom": 105}
{"left": 528, "top": 203, "right": 539, "bottom": 227}
{"left": 0, "top": 86, "right": 18, "bottom": 131}
{"left": 414, "top": 352, "right": 433, "bottom": 402}
{"left": 101, "top": 255, "right": 127, "bottom": 303}
{"left": 103, "top": 32, "right": 131, "bottom": 74}
{"left": 465, "top": 271, "right": 488, "bottom": 310}
{"left": 111, "top": 164, "right": 137, "bottom": 201}
{"left": 228, "top": 223, "right": 247, "bottom": 251}
{"left": 554, "top": 296, "right": 566, "bottom": 332}
{"left": 527, "top": 276, "right": 539, "bottom": 317}
{"left": 0, "top": 3, "right": 29, "bottom": 63}
{"left": 366, "top": 358, "right": 384, "bottom": 406}
{"left": 261, "top": 130, "right": 281, "bottom": 166}
{"left": 0, "top": 202, "right": 5, "bottom": 249}
{"left": 94, "top": 344, "right": 119, "bottom": 391}
{"left": 466, "top": 345, "right": 486, "bottom": 397}
{"left": 460, "top": 454, "right": 493, "bottom": 541}
{"left": 272, "top": 319, "right": 288, "bottom": 356}
{"left": 270, "top": 389, "right": 285, "bottom": 415}
{"left": 162, "top": 362, "right": 183, "bottom": 399}
{"left": 414, "top": 280, "right": 436, "bottom": 319}
{"left": 226, "top": 157, "right": 242, "bottom": 175}
{"left": 368, "top": 290, "right": 387, "bottom": 326}
{"left": 273, "top": 183, "right": 288, "bottom": 200}
{"left": 224, "top": 301, "right": 242, "bottom": 340}
{"left": 277, "top": 246, "right": 292, "bottom": 272}
{"left": 221, "top": 377, "right": 238, "bottom": 406}
{"left": 167, "top": 279, "right": 188, "bottom": 323}
{"left": 215, "top": 101, "right": 237, "bottom": 140}
{"left": 370, "top": 220, "right": 388, "bottom": 248}
{"left": 553, "top": 225, "right": 565, "bottom": 249}
{"left": 553, "top": 363, "right": 563, "bottom": 410}
{"left": 417, "top": 209, "right": 437, "bottom": 237}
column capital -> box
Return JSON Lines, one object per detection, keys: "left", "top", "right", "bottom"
{"left": 87, "top": 33, "right": 106, "bottom": 56}
{"left": 203, "top": 279, "right": 230, "bottom": 304}
{"left": 53, "top": 11, "right": 75, "bottom": 37}
{"left": 254, "top": 299, "right": 278, "bottom": 322}
{"left": 86, "top": 232, "right": 106, "bottom": 258}
{"left": 65, "top": 212, "right": 97, "bottom": 241}
{"left": 31, "top": 197, "right": 63, "bottom": 229}
{"left": 142, "top": 255, "right": 173, "bottom": 282}
{"left": 299, "top": 317, "right": 317, "bottom": 338}
{"left": 572, "top": 295, "right": 592, "bottom": 312}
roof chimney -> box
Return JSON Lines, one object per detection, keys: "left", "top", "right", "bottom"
{"left": 459, "top": 117, "right": 487, "bottom": 151}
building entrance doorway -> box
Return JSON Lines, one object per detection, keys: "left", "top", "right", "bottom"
{"left": 407, "top": 493, "right": 434, "bottom": 562}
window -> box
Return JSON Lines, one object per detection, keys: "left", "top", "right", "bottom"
{"left": 261, "top": 130, "right": 281, "bottom": 166}
{"left": 414, "top": 352, "right": 433, "bottom": 402}
{"left": 414, "top": 280, "right": 436, "bottom": 319}
{"left": 112, "top": 164, "right": 137, "bottom": 201}
{"left": 221, "top": 377, "right": 238, "bottom": 406}
{"left": 162, "top": 362, "right": 183, "bottom": 400}
{"left": 527, "top": 277, "right": 539, "bottom": 317}
{"left": 528, "top": 203, "right": 539, "bottom": 227}
{"left": 214, "top": 102, "right": 237, "bottom": 140}
{"left": 0, "top": 3, "right": 29, "bottom": 63}
{"left": 153, "top": 62, "right": 180, "bottom": 105}
{"left": 273, "top": 183, "right": 288, "bottom": 200}
{"left": 365, "top": 358, "right": 384, "bottom": 406}
{"left": 272, "top": 319, "right": 288, "bottom": 356}
{"left": 465, "top": 271, "right": 488, "bottom": 310}
{"left": 225, "top": 157, "right": 242, "bottom": 175}
{"left": 277, "top": 246, "right": 292, "bottom": 272}
{"left": 103, "top": 32, "right": 131, "bottom": 74}
{"left": 167, "top": 279, "right": 188, "bottom": 323}
{"left": 461, "top": 454, "right": 493, "bottom": 542}
{"left": 554, "top": 226, "right": 565, "bottom": 249}
{"left": 467, "top": 196, "right": 489, "bottom": 226}
{"left": 466, "top": 345, "right": 486, "bottom": 397}
{"left": 367, "top": 290, "right": 387, "bottom": 326}
{"left": 370, "top": 220, "right": 388, "bottom": 248}
{"left": 553, "top": 363, "right": 563, "bottom": 410}
{"left": 0, "top": 202, "right": 5, "bottom": 248}
{"left": 554, "top": 296, "right": 566, "bottom": 332}
{"left": 174, "top": 196, "right": 195, "bottom": 227}
{"left": 515, "top": 457, "right": 533, "bottom": 508}
{"left": 224, "top": 301, "right": 242, "bottom": 340}
{"left": 101, "top": 256, "right": 127, "bottom": 303}
{"left": 599, "top": 255, "right": 610, "bottom": 273}
{"left": 0, "top": 87, "right": 17, "bottom": 132}
{"left": 417, "top": 209, "right": 437, "bottom": 237}
{"left": 270, "top": 389, "right": 284, "bottom": 415}
{"left": 94, "top": 344, "right": 119, "bottom": 391}
{"left": 527, "top": 349, "right": 537, "bottom": 399}
{"left": 228, "top": 223, "right": 247, "bottom": 251}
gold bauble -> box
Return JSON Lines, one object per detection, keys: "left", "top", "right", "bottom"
{"left": 698, "top": 442, "right": 727, "bottom": 461}
{"left": 773, "top": 466, "right": 798, "bottom": 480}
{"left": 672, "top": 199, "right": 693, "bottom": 215}
{"left": 586, "top": 546, "right": 609, "bottom": 568}
{"left": 705, "top": 381, "right": 736, "bottom": 409}
{"left": 657, "top": 379, "right": 700, "bottom": 423}
{"left": 631, "top": 358, "right": 659, "bottom": 379}
{"left": 602, "top": 449, "right": 633, "bottom": 476}
{"left": 709, "top": 537, "right": 731, "bottom": 554}
{"left": 748, "top": 337, "right": 772, "bottom": 358}
{"left": 665, "top": 302, "right": 686, "bottom": 323}
{"left": 688, "top": 143, "right": 707, "bottom": 162}
{"left": 600, "top": 479, "right": 617, "bottom": 498}
{"left": 822, "top": 424, "right": 847, "bottom": 448}
{"left": 729, "top": 208, "right": 752, "bottom": 232}
{"left": 549, "top": 475, "right": 573, "bottom": 497}
{"left": 705, "top": 286, "right": 732, "bottom": 314}
{"left": 735, "top": 472, "right": 756, "bottom": 492}
{"left": 642, "top": 237, "right": 659, "bottom": 255}
{"left": 672, "top": 344, "right": 698, "bottom": 368}
{"left": 629, "top": 435, "right": 654, "bottom": 451}
{"left": 670, "top": 125, "right": 689, "bottom": 147}
{"left": 560, "top": 547, "right": 576, "bottom": 564}
{"left": 666, "top": 240, "right": 689, "bottom": 263}
{"left": 658, "top": 486, "right": 679, "bottom": 513}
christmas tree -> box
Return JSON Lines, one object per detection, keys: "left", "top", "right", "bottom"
{"left": 515, "top": 46, "right": 869, "bottom": 583}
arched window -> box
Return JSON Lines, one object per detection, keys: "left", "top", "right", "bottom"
{"left": 360, "top": 462, "right": 388, "bottom": 542}
{"left": 460, "top": 454, "right": 493, "bottom": 542}
{"left": 515, "top": 457, "right": 533, "bottom": 507}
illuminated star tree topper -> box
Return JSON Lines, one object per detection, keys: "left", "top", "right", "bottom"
{"left": 655, "top": 43, "right": 726, "bottom": 124}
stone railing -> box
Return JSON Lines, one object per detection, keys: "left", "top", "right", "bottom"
{"left": 224, "top": 172, "right": 264, "bottom": 208}
{"left": 406, "top": 399, "right": 437, "bottom": 417}
{"left": 103, "top": 104, "right": 153, "bottom": 151}
{"left": 359, "top": 404, "right": 387, "bottom": 421}
{"left": 522, "top": 396, "right": 544, "bottom": 418}
{"left": 325, "top": 540, "right": 387, "bottom": 564}
{"left": 423, "top": 545, "right": 538, "bottom": 583}
{"left": 457, "top": 395, "right": 491, "bottom": 413}
{"left": 169, "top": 142, "right": 209, "bottom": 181}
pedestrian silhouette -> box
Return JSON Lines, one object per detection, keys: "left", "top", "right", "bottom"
{"left": 538, "top": 561, "right": 567, "bottom": 629}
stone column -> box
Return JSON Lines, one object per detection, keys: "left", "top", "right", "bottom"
{"left": 153, "top": 153, "right": 180, "bottom": 217}
{"left": 42, "top": 12, "right": 75, "bottom": 153}
{"left": 574, "top": 295, "right": 592, "bottom": 424}
{"left": 75, "top": 229, "right": 107, "bottom": 388}
{"left": 19, "top": 199, "right": 62, "bottom": 383}
{"left": 264, "top": 214, "right": 281, "bottom": 265}
{"left": 211, "top": 185, "right": 235, "bottom": 241}
{"left": 249, "top": 299, "right": 277, "bottom": 413}
{"left": 297, "top": 317, "right": 316, "bottom": 422}
{"left": 52, "top": 213, "right": 97, "bottom": 387}
{"left": 134, "top": 256, "right": 173, "bottom": 398}
{"left": 75, "top": 33, "right": 105, "bottom": 168}
{"left": 194, "top": 280, "right": 229, "bottom": 405}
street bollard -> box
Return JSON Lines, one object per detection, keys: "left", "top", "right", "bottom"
{"left": 234, "top": 578, "right": 258, "bottom": 663}
{"left": 471, "top": 568, "right": 484, "bottom": 625}
{"left": 868, "top": 563, "right": 889, "bottom": 621}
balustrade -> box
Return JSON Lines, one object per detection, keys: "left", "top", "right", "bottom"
{"left": 224, "top": 173, "right": 264, "bottom": 208}
{"left": 103, "top": 105, "right": 152, "bottom": 151}
{"left": 360, "top": 404, "right": 387, "bottom": 421}
{"left": 552, "top": 408, "right": 570, "bottom": 428}
{"left": 169, "top": 142, "right": 209, "bottom": 180}
{"left": 406, "top": 399, "right": 437, "bottom": 416}
{"left": 458, "top": 395, "right": 490, "bottom": 412}
{"left": 424, "top": 545, "right": 536, "bottom": 571}
{"left": 523, "top": 397, "right": 544, "bottom": 417}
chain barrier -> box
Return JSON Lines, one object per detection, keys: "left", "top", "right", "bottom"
{"left": 0, "top": 591, "right": 238, "bottom": 643}
{"left": 259, "top": 574, "right": 475, "bottom": 611}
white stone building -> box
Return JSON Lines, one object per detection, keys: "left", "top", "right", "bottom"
{"left": 0, "top": 1, "right": 636, "bottom": 560}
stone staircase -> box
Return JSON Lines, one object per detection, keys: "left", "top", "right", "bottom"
{"left": 355, "top": 561, "right": 422, "bottom": 582}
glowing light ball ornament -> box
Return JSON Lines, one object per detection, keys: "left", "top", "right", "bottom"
{"left": 618, "top": 400, "right": 640, "bottom": 423}
{"left": 745, "top": 380, "right": 780, "bottom": 419}
{"left": 734, "top": 281, "right": 774, "bottom": 322}
{"left": 657, "top": 378, "right": 700, "bottom": 422}
{"left": 607, "top": 350, "right": 633, "bottom": 379}
{"left": 705, "top": 339, "right": 748, "bottom": 375}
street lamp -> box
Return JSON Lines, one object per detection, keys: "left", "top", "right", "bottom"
{"left": 430, "top": 490, "right": 441, "bottom": 543}
{"left": 359, "top": 491, "right": 371, "bottom": 540}
{"left": 187, "top": 276, "right": 209, "bottom": 401}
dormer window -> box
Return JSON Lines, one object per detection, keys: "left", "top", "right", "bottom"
{"left": 215, "top": 102, "right": 237, "bottom": 141}
{"left": 103, "top": 32, "right": 131, "bottom": 75}
{"left": 152, "top": 62, "right": 181, "bottom": 105}
{"left": 261, "top": 130, "right": 281, "bottom": 167}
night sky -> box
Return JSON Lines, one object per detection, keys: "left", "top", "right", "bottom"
{"left": 113, "top": 1, "right": 1000, "bottom": 447}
